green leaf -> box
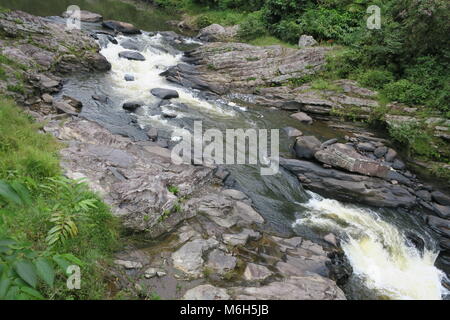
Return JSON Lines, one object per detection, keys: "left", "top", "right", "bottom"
{"left": 10, "top": 181, "right": 32, "bottom": 206}
{"left": 52, "top": 255, "right": 71, "bottom": 274}
{"left": 0, "top": 277, "right": 11, "bottom": 299}
{"left": 20, "top": 286, "right": 44, "bottom": 300}
{"left": 61, "top": 253, "right": 84, "bottom": 267}
{"left": 0, "top": 181, "right": 22, "bottom": 205}
{"left": 13, "top": 260, "right": 37, "bottom": 288}
{"left": 35, "top": 258, "right": 54, "bottom": 288}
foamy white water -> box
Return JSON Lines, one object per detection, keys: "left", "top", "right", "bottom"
{"left": 294, "top": 192, "right": 448, "bottom": 300}
{"left": 99, "top": 33, "right": 235, "bottom": 118}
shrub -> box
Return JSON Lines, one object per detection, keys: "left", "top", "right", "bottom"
{"left": 237, "top": 11, "right": 266, "bottom": 41}
{"left": 194, "top": 14, "right": 212, "bottom": 28}
{"left": 383, "top": 80, "right": 429, "bottom": 105}
{"left": 357, "top": 69, "right": 394, "bottom": 90}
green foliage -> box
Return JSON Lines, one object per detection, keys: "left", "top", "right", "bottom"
{"left": 194, "top": 14, "right": 212, "bottom": 28}
{"left": 167, "top": 185, "right": 179, "bottom": 195}
{"left": 383, "top": 80, "right": 429, "bottom": 106}
{"left": 237, "top": 11, "right": 266, "bottom": 41}
{"left": 388, "top": 122, "right": 438, "bottom": 159}
{"left": 356, "top": 69, "right": 394, "bottom": 90}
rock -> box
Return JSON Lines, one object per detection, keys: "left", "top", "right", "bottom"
{"left": 234, "top": 275, "right": 345, "bottom": 300}
{"left": 315, "top": 143, "right": 392, "bottom": 179}
{"left": 183, "top": 285, "right": 230, "bottom": 300}
{"left": 223, "top": 229, "right": 261, "bottom": 246}
{"left": 431, "top": 191, "right": 450, "bottom": 206}
{"left": 392, "top": 159, "right": 406, "bottom": 170}
{"left": 114, "top": 259, "right": 143, "bottom": 270}
{"left": 374, "top": 146, "right": 388, "bottom": 158}
{"left": 432, "top": 203, "right": 450, "bottom": 219}
{"left": 124, "top": 74, "right": 135, "bottom": 81}
{"left": 120, "top": 39, "right": 140, "bottom": 51}
{"left": 207, "top": 249, "right": 237, "bottom": 274}
{"left": 62, "top": 95, "right": 82, "bottom": 110}
{"left": 427, "top": 216, "right": 450, "bottom": 238}
{"left": 122, "top": 102, "right": 142, "bottom": 111}
{"left": 298, "top": 35, "right": 317, "bottom": 48}
{"left": 151, "top": 88, "right": 179, "bottom": 100}
{"left": 92, "top": 95, "right": 108, "bottom": 103}
{"left": 197, "top": 24, "right": 239, "bottom": 42}
{"left": 144, "top": 267, "right": 166, "bottom": 278}
{"left": 118, "top": 51, "right": 146, "bottom": 61}
{"left": 357, "top": 142, "right": 376, "bottom": 152}
{"left": 243, "top": 263, "right": 272, "bottom": 281}
{"left": 416, "top": 190, "right": 432, "bottom": 202}
{"left": 161, "top": 109, "right": 178, "bottom": 118}
{"left": 214, "top": 167, "right": 230, "bottom": 181}
{"left": 102, "top": 20, "right": 141, "bottom": 34}
{"left": 291, "top": 112, "right": 313, "bottom": 124}
{"left": 293, "top": 136, "right": 321, "bottom": 159}
{"left": 41, "top": 93, "right": 53, "bottom": 104}
{"left": 62, "top": 10, "right": 102, "bottom": 23}
{"left": 280, "top": 158, "right": 416, "bottom": 208}
{"left": 232, "top": 201, "right": 264, "bottom": 224}
{"left": 324, "top": 233, "right": 337, "bottom": 247}
{"left": 283, "top": 127, "right": 303, "bottom": 138}
{"left": 53, "top": 101, "right": 78, "bottom": 115}
{"left": 385, "top": 148, "right": 398, "bottom": 162}
{"left": 221, "top": 189, "right": 247, "bottom": 201}
{"left": 172, "top": 238, "right": 219, "bottom": 277}
{"left": 147, "top": 128, "right": 158, "bottom": 141}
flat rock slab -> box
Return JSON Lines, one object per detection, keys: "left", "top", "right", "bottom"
{"left": 172, "top": 238, "right": 219, "bottom": 277}
{"left": 151, "top": 88, "right": 180, "bottom": 100}
{"left": 243, "top": 263, "right": 272, "bottom": 281}
{"left": 183, "top": 284, "right": 230, "bottom": 300}
{"left": 207, "top": 249, "right": 237, "bottom": 274}
{"left": 118, "top": 51, "right": 146, "bottom": 61}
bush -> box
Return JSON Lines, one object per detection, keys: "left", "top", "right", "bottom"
{"left": 383, "top": 79, "right": 429, "bottom": 105}
{"left": 388, "top": 122, "right": 438, "bottom": 158}
{"left": 270, "top": 19, "right": 301, "bottom": 43}
{"left": 237, "top": 11, "right": 267, "bottom": 41}
{"left": 357, "top": 69, "right": 394, "bottom": 90}
{"left": 194, "top": 14, "right": 212, "bottom": 28}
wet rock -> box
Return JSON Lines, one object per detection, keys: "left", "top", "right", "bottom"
{"left": 118, "top": 51, "right": 146, "bottom": 61}
{"left": 298, "top": 35, "right": 317, "bottom": 48}
{"left": 53, "top": 101, "right": 78, "bottom": 115}
{"left": 283, "top": 127, "right": 303, "bottom": 138}
{"left": 92, "top": 95, "right": 108, "bottom": 103}
{"left": 280, "top": 158, "right": 416, "bottom": 208}
{"left": 147, "top": 128, "right": 158, "bottom": 141}
{"left": 172, "top": 238, "right": 219, "bottom": 277}
{"left": 432, "top": 203, "right": 450, "bottom": 219}
{"left": 102, "top": 20, "right": 141, "bottom": 34}
{"left": 234, "top": 275, "right": 345, "bottom": 300}
{"left": 151, "top": 88, "right": 179, "bottom": 100}
{"left": 427, "top": 216, "right": 450, "bottom": 238}
{"left": 374, "top": 146, "right": 388, "bottom": 158}
{"left": 221, "top": 189, "right": 247, "bottom": 201}
{"left": 183, "top": 285, "right": 230, "bottom": 300}
{"left": 324, "top": 233, "right": 337, "bottom": 247}
{"left": 122, "top": 102, "right": 142, "bottom": 111}
{"left": 243, "top": 263, "right": 272, "bottom": 281}
{"left": 120, "top": 39, "right": 141, "bottom": 51}
{"left": 114, "top": 260, "right": 143, "bottom": 270}
{"left": 223, "top": 229, "right": 261, "bottom": 246}
{"left": 161, "top": 109, "right": 178, "bottom": 118}
{"left": 431, "top": 191, "right": 450, "bottom": 206}
{"left": 320, "top": 138, "right": 338, "bottom": 149}
{"left": 214, "top": 166, "right": 230, "bottom": 181}
{"left": 62, "top": 95, "right": 82, "bottom": 110}
{"left": 124, "top": 74, "right": 135, "bottom": 81}
{"left": 41, "top": 93, "right": 53, "bottom": 104}
{"left": 62, "top": 10, "right": 103, "bottom": 23}
{"left": 207, "top": 249, "right": 237, "bottom": 274}
{"left": 293, "top": 136, "right": 321, "bottom": 159}
{"left": 357, "top": 142, "right": 375, "bottom": 152}
{"left": 416, "top": 190, "right": 432, "bottom": 202}
{"left": 291, "top": 112, "right": 313, "bottom": 124}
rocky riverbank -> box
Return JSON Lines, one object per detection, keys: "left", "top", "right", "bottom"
{"left": 0, "top": 10, "right": 347, "bottom": 300}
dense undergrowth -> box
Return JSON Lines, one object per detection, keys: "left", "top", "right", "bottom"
{"left": 0, "top": 99, "right": 119, "bottom": 299}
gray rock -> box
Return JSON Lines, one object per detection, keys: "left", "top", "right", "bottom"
{"left": 120, "top": 39, "right": 140, "bottom": 51}
{"left": 114, "top": 259, "right": 143, "bottom": 269}
{"left": 207, "top": 249, "right": 237, "bottom": 274}
{"left": 197, "top": 24, "right": 239, "bottom": 42}
{"left": 147, "top": 128, "right": 158, "bottom": 140}
{"left": 183, "top": 285, "right": 230, "bottom": 300}
{"left": 122, "top": 102, "right": 141, "bottom": 111}
{"left": 427, "top": 216, "right": 450, "bottom": 238}
{"left": 324, "top": 233, "right": 337, "bottom": 246}
{"left": 432, "top": 203, "right": 450, "bottom": 219}
{"left": 392, "top": 159, "right": 406, "bottom": 170}
{"left": 151, "top": 88, "right": 179, "bottom": 100}
{"left": 234, "top": 275, "right": 345, "bottom": 300}
{"left": 102, "top": 20, "right": 141, "bottom": 34}
{"left": 243, "top": 263, "right": 272, "bottom": 281}
{"left": 221, "top": 189, "right": 248, "bottom": 201}
{"left": 172, "top": 238, "right": 219, "bottom": 277}
{"left": 294, "top": 136, "right": 321, "bottom": 159}
{"left": 416, "top": 190, "right": 432, "bottom": 202}
{"left": 298, "top": 35, "right": 317, "bottom": 48}
{"left": 124, "top": 74, "right": 135, "bottom": 81}
{"left": 374, "top": 146, "right": 388, "bottom": 158}
{"left": 92, "top": 95, "right": 108, "bottom": 103}
{"left": 357, "top": 142, "right": 376, "bottom": 152}
{"left": 223, "top": 229, "right": 261, "bottom": 246}
{"left": 385, "top": 148, "right": 398, "bottom": 162}
{"left": 53, "top": 101, "right": 78, "bottom": 115}
{"left": 232, "top": 201, "right": 264, "bottom": 224}
{"left": 283, "top": 127, "right": 303, "bottom": 138}
{"left": 118, "top": 51, "right": 146, "bottom": 61}
{"left": 431, "top": 191, "right": 450, "bottom": 206}
{"left": 291, "top": 112, "right": 313, "bottom": 124}
{"left": 144, "top": 267, "right": 166, "bottom": 278}
{"left": 41, "top": 93, "right": 53, "bottom": 104}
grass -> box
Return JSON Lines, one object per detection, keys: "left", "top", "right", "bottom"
{"left": 249, "top": 36, "right": 297, "bottom": 48}
{"left": 0, "top": 98, "right": 119, "bottom": 299}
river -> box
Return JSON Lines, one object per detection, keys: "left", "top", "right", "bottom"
{"left": 1, "top": 0, "right": 448, "bottom": 300}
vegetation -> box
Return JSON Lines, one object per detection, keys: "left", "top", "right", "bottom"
{"left": 0, "top": 99, "right": 119, "bottom": 299}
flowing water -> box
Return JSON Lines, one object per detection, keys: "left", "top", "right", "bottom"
{"left": 2, "top": 0, "right": 449, "bottom": 300}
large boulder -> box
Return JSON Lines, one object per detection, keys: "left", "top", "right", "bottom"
{"left": 293, "top": 136, "right": 321, "bottom": 159}
{"left": 102, "top": 20, "right": 141, "bottom": 34}
{"left": 315, "top": 143, "right": 392, "bottom": 179}
{"left": 118, "top": 51, "right": 146, "bottom": 61}
{"left": 197, "top": 24, "right": 239, "bottom": 42}
{"left": 62, "top": 10, "right": 103, "bottom": 23}
{"left": 298, "top": 35, "right": 317, "bottom": 48}
{"left": 280, "top": 158, "right": 416, "bottom": 208}
{"left": 291, "top": 112, "right": 313, "bottom": 124}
